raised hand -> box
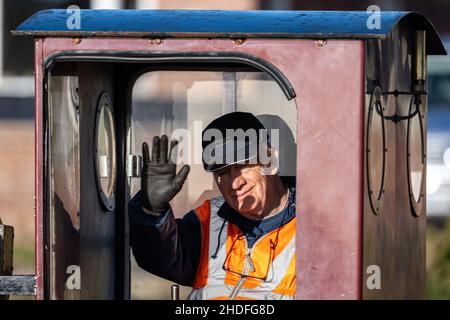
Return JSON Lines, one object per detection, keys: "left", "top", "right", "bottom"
{"left": 141, "top": 135, "right": 190, "bottom": 215}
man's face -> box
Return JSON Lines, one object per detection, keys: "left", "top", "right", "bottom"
{"left": 213, "top": 163, "right": 269, "bottom": 220}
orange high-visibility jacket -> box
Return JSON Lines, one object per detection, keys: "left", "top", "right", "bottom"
{"left": 188, "top": 196, "right": 296, "bottom": 300}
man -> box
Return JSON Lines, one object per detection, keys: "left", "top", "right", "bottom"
{"left": 129, "top": 112, "right": 296, "bottom": 300}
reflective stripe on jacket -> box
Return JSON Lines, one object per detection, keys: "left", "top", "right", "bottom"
{"left": 188, "top": 196, "right": 296, "bottom": 300}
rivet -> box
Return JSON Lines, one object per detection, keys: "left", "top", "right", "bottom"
{"left": 150, "top": 39, "right": 163, "bottom": 45}
{"left": 233, "top": 38, "right": 245, "bottom": 46}
{"left": 72, "top": 38, "right": 81, "bottom": 45}
{"left": 315, "top": 39, "right": 327, "bottom": 47}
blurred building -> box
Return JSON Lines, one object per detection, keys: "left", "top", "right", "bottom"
{"left": 427, "top": 39, "right": 450, "bottom": 218}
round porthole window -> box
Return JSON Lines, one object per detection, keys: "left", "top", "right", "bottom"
{"left": 407, "top": 97, "right": 425, "bottom": 217}
{"left": 366, "top": 86, "right": 387, "bottom": 215}
{"left": 94, "top": 92, "right": 116, "bottom": 211}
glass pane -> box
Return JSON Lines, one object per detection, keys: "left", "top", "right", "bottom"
{"left": 235, "top": 72, "right": 297, "bottom": 177}
{"left": 49, "top": 75, "right": 80, "bottom": 299}
{"left": 409, "top": 111, "right": 424, "bottom": 203}
{"left": 130, "top": 70, "right": 297, "bottom": 299}
{"left": 96, "top": 103, "right": 116, "bottom": 199}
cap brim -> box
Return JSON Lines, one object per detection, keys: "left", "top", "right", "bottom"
{"left": 203, "top": 139, "right": 260, "bottom": 172}
{"left": 205, "top": 153, "right": 259, "bottom": 172}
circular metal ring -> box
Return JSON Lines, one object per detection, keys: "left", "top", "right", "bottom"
{"left": 366, "top": 86, "right": 387, "bottom": 215}
{"left": 406, "top": 96, "right": 425, "bottom": 217}
{"left": 94, "top": 91, "right": 116, "bottom": 212}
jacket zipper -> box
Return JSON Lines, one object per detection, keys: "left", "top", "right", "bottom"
{"left": 227, "top": 191, "right": 291, "bottom": 299}
{"left": 229, "top": 237, "right": 257, "bottom": 300}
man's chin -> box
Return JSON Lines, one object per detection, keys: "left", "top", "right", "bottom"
{"left": 236, "top": 204, "right": 263, "bottom": 219}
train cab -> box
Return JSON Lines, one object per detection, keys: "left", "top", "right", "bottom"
{"left": 0, "top": 9, "right": 447, "bottom": 299}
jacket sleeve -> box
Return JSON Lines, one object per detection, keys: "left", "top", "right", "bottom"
{"left": 128, "top": 191, "right": 202, "bottom": 287}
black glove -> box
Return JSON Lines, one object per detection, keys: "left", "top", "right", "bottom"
{"left": 141, "top": 135, "right": 190, "bottom": 216}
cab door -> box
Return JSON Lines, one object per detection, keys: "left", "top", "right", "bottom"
{"left": 47, "top": 62, "right": 123, "bottom": 299}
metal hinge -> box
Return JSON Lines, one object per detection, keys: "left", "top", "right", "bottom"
{"left": 127, "top": 154, "right": 142, "bottom": 177}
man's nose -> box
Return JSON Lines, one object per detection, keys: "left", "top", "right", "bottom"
{"left": 231, "top": 169, "right": 246, "bottom": 190}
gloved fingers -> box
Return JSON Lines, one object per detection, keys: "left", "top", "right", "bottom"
{"left": 173, "top": 164, "right": 190, "bottom": 189}
{"left": 159, "top": 135, "right": 168, "bottom": 163}
{"left": 151, "top": 136, "right": 160, "bottom": 163}
{"left": 168, "top": 139, "right": 179, "bottom": 164}
{"left": 142, "top": 142, "right": 151, "bottom": 165}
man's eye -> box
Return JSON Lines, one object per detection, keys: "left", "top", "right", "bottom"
{"left": 215, "top": 170, "right": 228, "bottom": 178}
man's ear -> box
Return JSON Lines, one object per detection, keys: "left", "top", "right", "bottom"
{"left": 261, "top": 148, "right": 279, "bottom": 175}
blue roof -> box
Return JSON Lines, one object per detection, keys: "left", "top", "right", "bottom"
{"left": 12, "top": 10, "right": 446, "bottom": 54}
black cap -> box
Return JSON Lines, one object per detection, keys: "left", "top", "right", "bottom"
{"left": 201, "top": 112, "right": 270, "bottom": 172}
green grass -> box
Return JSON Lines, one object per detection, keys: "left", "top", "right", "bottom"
{"left": 3, "top": 243, "right": 35, "bottom": 300}
{"left": 426, "top": 218, "right": 450, "bottom": 299}
{"left": 12, "top": 243, "right": 35, "bottom": 274}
